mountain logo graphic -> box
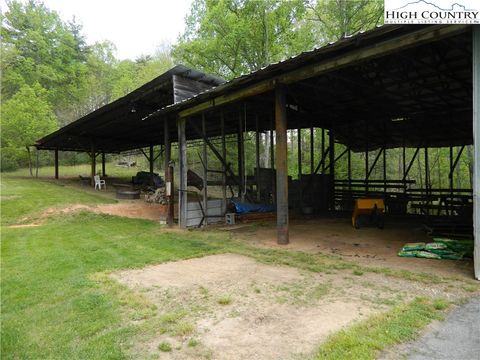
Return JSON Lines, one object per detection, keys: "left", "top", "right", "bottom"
{"left": 393, "top": 1, "right": 475, "bottom": 12}
{"left": 384, "top": 0, "right": 479, "bottom": 24}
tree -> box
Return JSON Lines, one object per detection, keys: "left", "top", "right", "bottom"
{"left": 306, "top": 0, "right": 384, "bottom": 43}
{"left": 1, "top": 0, "right": 89, "bottom": 109}
{"left": 173, "top": 0, "right": 314, "bottom": 79}
{"left": 1, "top": 83, "right": 58, "bottom": 174}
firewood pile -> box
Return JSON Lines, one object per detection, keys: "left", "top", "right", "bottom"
{"left": 144, "top": 187, "right": 167, "bottom": 205}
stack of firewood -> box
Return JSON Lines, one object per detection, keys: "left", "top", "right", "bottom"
{"left": 144, "top": 188, "right": 167, "bottom": 205}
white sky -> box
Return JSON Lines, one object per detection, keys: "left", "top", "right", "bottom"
{"left": 1, "top": 0, "right": 194, "bottom": 60}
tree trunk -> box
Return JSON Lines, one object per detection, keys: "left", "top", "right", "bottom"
{"left": 26, "top": 146, "right": 33, "bottom": 177}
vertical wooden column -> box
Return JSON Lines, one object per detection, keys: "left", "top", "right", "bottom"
{"left": 383, "top": 147, "right": 387, "bottom": 194}
{"left": 164, "top": 119, "right": 173, "bottom": 226}
{"left": 101, "top": 152, "right": 106, "bottom": 177}
{"left": 275, "top": 86, "right": 289, "bottom": 245}
{"left": 329, "top": 129, "right": 335, "bottom": 211}
{"left": 310, "top": 126, "right": 314, "bottom": 174}
{"left": 90, "top": 142, "right": 96, "bottom": 187}
{"left": 164, "top": 120, "right": 171, "bottom": 171}
{"left": 402, "top": 143, "right": 406, "bottom": 193}
{"left": 54, "top": 149, "right": 59, "bottom": 179}
{"left": 270, "top": 114, "right": 275, "bottom": 202}
{"left": 473, "top": 25, "right": 480, "bottom": 280}
{"left": 177, "top": 117, "right": 187, "bottom": 228}
{"left": 237, "top": 108, "right": 245, "bottom": 199}
{"left": 149, "top": 145, "right": 154, "bottom": 174}
{"left": 297, "top": 127, "right": 302, "bottom": 209}
{"left": 255, "top": 115, "right": 261, "bottom": 201}
{"left": 321, "top": 129, "right": 325, "bottom": 174}
{"left": 347, "top": 148, "right": 352, "bottom": 192}
{"left": 365, "top": 121, "right": 369, "bottom": 195}
{"left": 202, "top": 113, "right": 208, "bottom": 226}
{"left": 221, "top": 112, "right": 227, "bottom": 213}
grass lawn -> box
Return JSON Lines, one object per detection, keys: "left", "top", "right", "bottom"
{"left": 1, "top": 175, "right": 476, "bottom": 359}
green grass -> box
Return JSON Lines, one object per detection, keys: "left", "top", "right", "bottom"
{"left": 314, "top": 297, "right": 448, "bottom": 360}
{"left": 6, "top": 161, "right": 153, "bottom": 179}
{"left": 217, "top": 295, "right": 232, "bottom": 305}
{"left": 158, "top": 341, "right": 172, "bottom": 352}
{"left": 0, "top": 175, "right": 470, "bottom": 359}
{"left": 0, "top": 175, "right": 115, "bottom": 225}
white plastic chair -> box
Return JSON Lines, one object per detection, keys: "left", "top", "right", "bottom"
{"left": 94, "top": 175, "right": 106, "bottom": 190}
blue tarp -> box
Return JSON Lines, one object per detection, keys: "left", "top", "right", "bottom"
{"left": 230, "top": 198, "right": 275, "bottom": 214}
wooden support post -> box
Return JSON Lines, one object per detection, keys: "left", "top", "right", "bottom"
{"left": 473, "top": 25, "right": 480, "bottom": 280}
{"left": 270, "top": 114, "right": 275, "bottom": 202}
{"left": 202, "top": 113, "right": 208, "bottom": 226}
{"left": 347, "top": 148, "right": 352, "bottom": 192}
{"left": 310, "top": 126, "right": 314, "bottom": 175}
{"left": 297, "top": 127, "right": 302, "bottom": 209}
{"left": 221, "top": 112, "right": 227, "bottom": 214}
{"left": 255, "top": 115, "right": 261, "bottom": 201}
{"left": 383, "top": 147, "right": 387, "bottom": 194}
{"left": 275, "top": 86, "right": 289, "bottom": 245}
{"left": 101, "top": 152, "right": 106, "bottom": 177}
{"left": 237, "top": 109, "right": 245, "bottom": 199}
{"left": 329, "top": 129, "right": 335, "bottom": 211}
{"left": 149, "top": 145, "right": 154, "bottom": 174}
{"left": 164, "top": 120, "right": 171, "bottom": 171}
{"left": 54, "top": 149, "right": 59, "bottom": 179}
{"left": 90, "top": 142, "right": 96, "bottom": 187}
{"left": 164, "top": 119, "right": 173, "bottom": 226}
{"left": 166, "top": 163, "right": 174, "bottom": 226}
{"left": 365, "top": 121, "right": 369, "bottom": 195}
{"left": 321, "top": 128, "right": 325, "bottom": 174}
{"left": 403, "top": 143, "right": 406, "bottom": 193}
{"left": 178, "top": 117, "right": 187, "bottom": 228}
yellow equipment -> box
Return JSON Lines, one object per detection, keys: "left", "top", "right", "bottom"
{"left": 352, "top": 198, "right": 385, "bottom": 229}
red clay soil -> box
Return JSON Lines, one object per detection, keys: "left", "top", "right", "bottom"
{"left": 234, "top": 216, "right": 474, "bottom": 279}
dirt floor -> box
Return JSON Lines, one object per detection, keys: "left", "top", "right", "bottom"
{"left": 110, "top": 253, "right": 471, "bottom": 360}
{"left": 232, "top": 216, "right": 475, "bottom": 279}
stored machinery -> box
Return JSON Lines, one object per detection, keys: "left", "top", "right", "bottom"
{"left": 352, "top": 198, "right": 385, "bottom": 229}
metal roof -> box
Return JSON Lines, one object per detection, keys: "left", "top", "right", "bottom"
{"left": 35, "top": 65, "right": 225, "bottom": 152}
{"left": 37, "top": 24, "right": 473, "bottom": 153}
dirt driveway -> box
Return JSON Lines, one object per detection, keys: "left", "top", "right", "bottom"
{"left": 110, "top": 253, "right": 471, "bottom": 359}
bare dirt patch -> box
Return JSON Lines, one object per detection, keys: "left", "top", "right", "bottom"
{"left": 109, "top": 253, "right": 468, "bottom": 360}
{"left": 232, "top": 217, "right": 474, "bottom": 279}
{"left": 11, "top": 201, "right": 168, "bottom": 227}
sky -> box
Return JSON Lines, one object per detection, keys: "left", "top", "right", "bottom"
{"left": 1, "top": 0, "right": 194, "bottom": 60}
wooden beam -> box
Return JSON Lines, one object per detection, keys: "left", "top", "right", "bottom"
{"left": 329, "top": 130, "right": 335, "bottom": 210}
{"left": 178, "top": 25, "right": 468, "bottom": 118}
{"left": 149, "top": 145, "right": 154, "bottom": 174}
{"left": 255, "top": 115, "right": 261, "bottom": 201}
{"left": 164, "top": 119, "right": 171, "bottom": 170}
{"left": 298, "top": 127, "right": 302, "bottom": 209}
{"left": 101, "top": 152, "right": 106, "bottom": 177}
{"left": 221, "top": 111, "right": 227, "bottom": 214}
{"left": 54, "top": 149, "right": 59, "bottom": 179}
{"left": 275, "top": 86, "right": 289, "bottom": 245}
{"left": 90, "top": 142, "right": 96, "bottom": 187}
{"left": 177, "top": 117, "right": 187, "bottom": 228}
{"left": 202, "top": 113, "right": 208, "bottom": 226}
{"left": 238, "top": 107, "right": 245, "bottom": 199}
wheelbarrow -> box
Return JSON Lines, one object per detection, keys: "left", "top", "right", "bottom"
{"left": 352, "top": 198, "right": 385, "bottom": 229}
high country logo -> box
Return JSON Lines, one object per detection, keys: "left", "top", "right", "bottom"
{"left": 384, "top": 0, "right": 480, "bottom": 24}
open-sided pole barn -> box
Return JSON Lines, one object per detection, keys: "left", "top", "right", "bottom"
{"left": 36, "top": 25, "right": 480, "bottom": 279}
